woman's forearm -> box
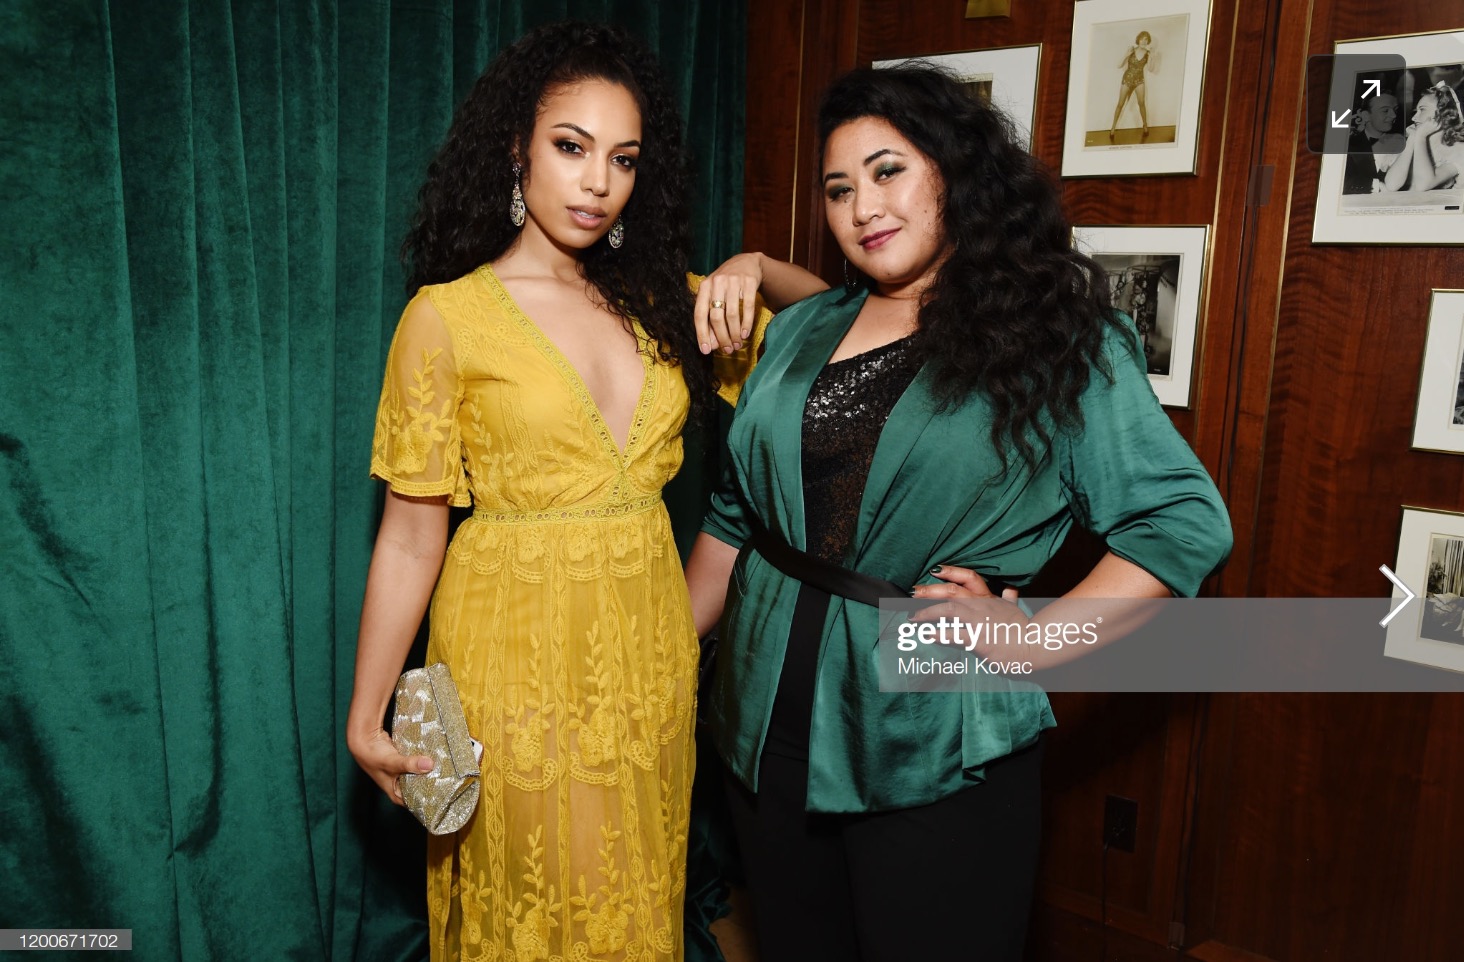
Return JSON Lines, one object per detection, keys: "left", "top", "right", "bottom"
{"left": 1408, "top": 135, "right": 1457, "bottom": 190}
{"left": 685, "top": 532, "right": 740, "bottom": 638}
{"left": 346, "top": 492, "right": 450, "bottom": 741}
{"left": 752, "top": 253, "right": 831, "bottom": 311}
{"left": 1410, "top": 134, "right": 1436, "bottom": 190}
{"left": 920, "top": 553, "right": 1170, "bottom": 673}
{"left": 1384, "top": 137, "right": 1418, "bottom": 190}
{"left": 972, "top": 552, "right": 1168, "bottom": 665}
{"left": 695, "top": 253, "right": 830, "bottom": 352}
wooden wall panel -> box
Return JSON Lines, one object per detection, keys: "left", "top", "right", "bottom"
{"left": 1182, "top": 0, "right": 1464, "bottom": 958}
{"left": 1250, "top": 5, "right": 1464, "bottom": 597}
{"left": 1188, "top": 693, "right": 1464, "bottom": 960}
{"left": 742, "top": 0, "right": 806, "bottom": 263}
{"left": 1039, "top": 692, "right": 1201, "bottom": 948}
{"left": 742, "top": 0, "right": 1464, "bottom": 959}
{"left": 742, "top": 0, "right": 861, "bottom": 275}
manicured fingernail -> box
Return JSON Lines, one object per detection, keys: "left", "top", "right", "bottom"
{"left": 733, "top": 341, "right": 744, "bottom": 351}
{"left": 418, "top": 759, "right": 433, "bottom": 772}
{"left": 930, "top": 565, "right": 943, "bottom": 574}
{"left": 741, "top": 328, "right": 751, "bottom": 338}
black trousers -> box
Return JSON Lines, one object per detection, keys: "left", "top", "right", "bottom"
{"left": 724, "top": 583, "right": 1042, "bottom": 960}
{"left": 724, "top": 740, "right": 1043, "bottom": 962}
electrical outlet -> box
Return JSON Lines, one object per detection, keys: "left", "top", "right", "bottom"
{"left": 1103, "top": 794, "right": 1138, "bottom": 852}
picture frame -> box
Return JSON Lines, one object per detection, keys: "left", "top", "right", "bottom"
{"left": 1411, "top": 291, "right": 1464, "bottom": 453}
{"left": 1386, "top": 506, "right": 1464, "bottom": 674}
{"left": 1071, "top": 225, "right": 1210, "bottom": 407}
{"left": 875, "top": 44, "right": 1043, "bottom": 149}
{"left": 1060, "top": 0, "right": 1213, "bottom": 178}
{"left": 964, "top": 0, "right": 1012, "bottom": 17}
{"left": 1312, "top": 30, "right": 1464, "bottom": 245}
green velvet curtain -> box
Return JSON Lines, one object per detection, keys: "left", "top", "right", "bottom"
{"left": 0, "top": 2, "right": 744, "bottom": 959}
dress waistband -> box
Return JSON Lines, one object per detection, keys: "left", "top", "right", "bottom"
{"left": 468, "top": 493, "right": 662, "bottom": 525}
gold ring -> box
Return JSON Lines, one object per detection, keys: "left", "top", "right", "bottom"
{"left": 710, "top": 300, "right": 725, "bottom": 310}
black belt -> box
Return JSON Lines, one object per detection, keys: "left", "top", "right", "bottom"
{"left": 740, "top": 523, "right": 1011, "bottom": 605}
{"left": 741, "top": 525, "right": 907, "bottom": 607}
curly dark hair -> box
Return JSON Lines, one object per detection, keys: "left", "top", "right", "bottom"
{"left": 1427, "top": 84, "right": 1464, "bottom": 147}
{"left": 818, "top": 65, "right": 1126, "bottom": 472}
{"left": 402, "top": 21, "right": 713, "bottom": 426}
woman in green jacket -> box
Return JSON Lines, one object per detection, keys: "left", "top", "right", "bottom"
{"left": 685, "top": 65, "right": 1232, "bottom": 961}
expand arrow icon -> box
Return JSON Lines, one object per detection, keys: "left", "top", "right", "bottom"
{"left": 1363, "top": 79, "right": 1381, "bottom": 99}
{"left": 1331, "top": 109, "right": 1353, "bottom": 128}
{"left": 1379, "top": 564, "right": 1417, "bottom": 627}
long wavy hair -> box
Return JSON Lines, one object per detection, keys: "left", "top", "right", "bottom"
{"left": 818, "top": 65, "right": 1125, "bottom": 471}
{"left": 402, "top": 21, "right": 713, "bottom": 425}
{"left": 1426, "top": 83, "right": 1464, "bottom": 147}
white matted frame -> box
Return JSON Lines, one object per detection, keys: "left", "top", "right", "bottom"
{"left": 1313, "top": 30, "right": 1464, "bottom": 245}
{"left": 1061, "top": 0, "right": 1213, "bottom": 177}
{"left": 1072, "top": 225, "right": 1209, "bottom": 407}
{"left": 1411, "top": 290, "right": 1464, "bottom": 453}
{"left": 1387, "top": 506, "right": 1464, "bottom": 674}
{"left": 875, "top": 45, "right": 1043, "bottom": 149}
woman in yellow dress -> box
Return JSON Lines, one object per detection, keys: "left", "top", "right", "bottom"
{"left": 344, "top": 21, "right": 819, "bottom": 962}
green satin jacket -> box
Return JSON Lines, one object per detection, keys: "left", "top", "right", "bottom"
{"left": 702, "top": 287, "right": 1233, "bottom": 814}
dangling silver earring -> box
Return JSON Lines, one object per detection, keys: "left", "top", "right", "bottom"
{"left": 509, "top": 163, "right": 526, "bottom": 228}
{"left": 608, "top": 217, "right": 625, "bottom": 249}
{"left": 843, "top": 258, "right": 859, "bottom": 292}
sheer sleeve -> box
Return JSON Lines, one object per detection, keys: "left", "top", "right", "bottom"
{"left": 686, "top": 273, "right": 775, "bottom": 407}
{"left": 369, "top": 290, "right": 470, "bottom": 505}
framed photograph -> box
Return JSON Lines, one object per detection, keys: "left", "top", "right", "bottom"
{"left": 1061, "top": 0, "right": 1213, "bottom": 177}
{"left": 1386, "top": 507, "right": 1464, "bottom": 674}
{"left": 875, "top": 44, "right": 1042, "bottom": 149}
{"left": 1072, "top": 225, "right": 1209, "bottom": 407}
{"left": 1313, "top": 30, "right": 1464, "bottom": 245}
{"left": 1412, "top": 290, "right": 1464, "bottom": 453}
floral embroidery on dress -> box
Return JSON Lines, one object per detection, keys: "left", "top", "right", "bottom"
{"left": 375, "top": 268, "right": 769, "bottom": 961}
{"left": 571, "top": 825, "right": 632, "bottom": 955}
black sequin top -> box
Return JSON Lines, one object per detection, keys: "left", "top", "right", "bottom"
{"left": 801, "top": 334, "right": 921, "bottom": 564}
{"left": 763, "top": 333, "right": 923, "bottom": 761}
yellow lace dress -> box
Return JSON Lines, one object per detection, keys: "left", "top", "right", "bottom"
{"left": 370, "top": 264, "right": 763, "bottom": 962}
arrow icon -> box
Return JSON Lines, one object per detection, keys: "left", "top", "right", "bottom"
{"left": 1379, "top": 564, "right": 1417, "bottom": 627}
{"left": 1331, "top": 109, "right": 1352, "bottom": 128}
{"left": 1363, "top": 79, "right": 1381, "bottom": 99}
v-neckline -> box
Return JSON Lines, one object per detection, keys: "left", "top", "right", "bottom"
{"left": 478, "top": 263, "right": 654, "bottom": 462}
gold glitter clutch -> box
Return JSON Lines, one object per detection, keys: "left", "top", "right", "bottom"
{"left": 391, "top": 663, "right": 482, "bottom": 835}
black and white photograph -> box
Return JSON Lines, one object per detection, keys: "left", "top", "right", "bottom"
{"left": 1410, "top": 291, "right": 1464, "bottom": 453}
{"left": 876, "top": 44, "right": 1042, "bottom": 148}
{"left": 1062, "top": 0, "right": 1213, "bottom": 177}
{"left": 1389, "top": 508, "right": 1464, "bottom": 673}
{"left": 1091, "top": 252, "right": 1181, "bottom": 376}
{"left": 1421, "top": 534, "right": 1464, "bottom": 646}
{"left": 1072, "top": 225, "right": 1210, "bottom": 407}
{"left": 964, "top": 74, "right": 995, "bottom": 105}
{"left": 1315, "top": 31, "right": 1464, "bottom": 244}
{"left": 1454, "top": 354, "right": 1464, "bottom": 426}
